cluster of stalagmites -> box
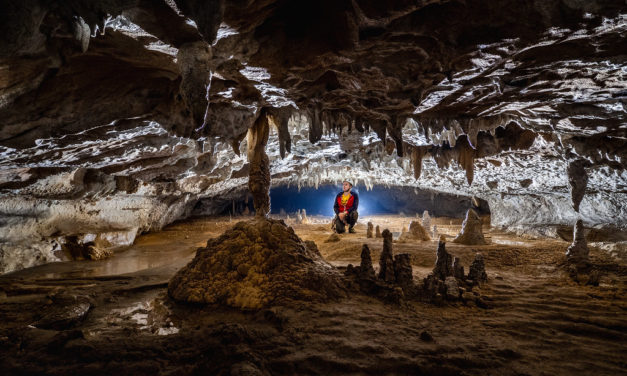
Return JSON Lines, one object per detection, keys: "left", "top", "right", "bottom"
{"left": 168, "top": 218, "right": 346, "bottom": 309}
{"left": 423, "top": 236, "right": 488, "bottom": 305}
{"left": 345, "top": 230, "right": 488, "bottom": 306}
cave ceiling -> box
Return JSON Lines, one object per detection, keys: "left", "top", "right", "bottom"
{"left": 0, "top": 0, "right": 626, "bottom": 236}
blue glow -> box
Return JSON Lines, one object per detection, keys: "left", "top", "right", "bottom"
{"left": 270, "top": 185, "right": 391, "bottom": 216}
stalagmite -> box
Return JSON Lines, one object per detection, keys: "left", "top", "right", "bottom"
{"left": 422, "top": 210, "right": 431, "bottom": 230}
{"left": 375, "top": 225, "right": 382, "bottom": 238}
{"left": 433, "top": 235, "right": 453, "bottom": 280}
{"left": 432, "top": 225, "right": 438, "bottom": 239}
{"left": 399, "top": 220, "right": 431, "bottom": 241}
{"left": 359, "top": 244, "right": 376, "bottom": 279}
{"left": 452, "top": 257, "right": 464, "bottom": 280}
{"left": 394, "top": 254, "right": 413, "bottom": 286}
{"left": 301, "top": 209, "right": 309, "bottom": 224}
{"left": 247, "top": 110, "right": 271, "bottom": 217}
{"left": 367, "top": 222, "right": 374, "bottom": 238}
{"left": 453, "top": 209, "right": 487, "bottom": 245}
{"left": 467, "top": 254, "right": 488, "bottom": 284}
{"left": 378, "top": 229, "right": 395, "bottom": 282}
{"left": 567, "top": 159, "right": 590, "bottom": 212}
{"left": 565, "top": 219, "right": 589, "bottom": 266}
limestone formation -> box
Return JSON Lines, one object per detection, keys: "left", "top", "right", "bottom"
{"left": 168, "top": 218, "right": 346, "bottom": 309}
{"left": 444, "top": 277, "right": 460, "bottom": 300}
{"left": 1, "top": 1, "right": 626, "bottom": 275}
{"left": 432, "top": 225, "right": 438, "bottom": 239}
{"left": 467, "top": 254, "right": 488, "bottom": 284}
{"left": 453, "top": 209, "right": 487, "bottom": 245}
{"left": 422, "top": 211, "right": 431, "bottom": 230}
{"left": 366, "top": 222, "right": 374, "bottom": 238}
{"left": 301, "top": 209, "right": 309, "bottom": 224}
{"left": 375, "top": 225, "right": 382, "bottom": 239}
{"left": 433, "top": 236, "right": 454, "bottom": 280}
{"left": 452, "top": 257, "right": 465, "bottom": 280}
{"left": 393, "top": 254, "right": 413, "bottom": 286}
{"left": 399, "top": 220, "right": 431, "bottom": 242}
{"left": 247, "top": 111, "right": 271, "bottom": 217}
{"left": 359, "top": 244, "right": 376, "bottom": 279}
{"left": 565, "top": 220, "right": 589, "bottom": 266}
{"left": 378, "top": 229, "right": 395, "bottom": 283}
{"left": 567, "top": 159, "right": 590, "bottom": 212}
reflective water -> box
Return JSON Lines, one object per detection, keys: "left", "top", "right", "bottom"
{"left": 7, "top": 217, "right": 237, "bottom": 279}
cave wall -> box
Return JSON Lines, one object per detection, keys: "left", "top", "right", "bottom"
{"left": 1, "top": 1, "right": 626, "bottom": 273}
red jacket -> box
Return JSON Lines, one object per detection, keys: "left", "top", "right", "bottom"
{"left": 334, "top": 191, "right": 359, "bottom": 214}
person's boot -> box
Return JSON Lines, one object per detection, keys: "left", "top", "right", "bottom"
{"left": 349, "top": 226, "right": 356, "bottom": 233}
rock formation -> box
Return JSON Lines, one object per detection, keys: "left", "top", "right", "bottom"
{"left": 359, "top": 244, "right": 376, "bottom": 279}
{"left": 375, "top": 225, "right": 382, "bottom": 239}
{"left": 378, "top": 230, "right": 395, "bottom": 283}
{"left": 0, "top": 1, "right": 626, "bottom": 273}
{"left": 247, "top": 111, "right": 271, "bottom": 218}
{"left": 422, "top": 211, "right": 431, "bottom": 230}
{"left": 168, "top": 218, "right": 345, "bottom": 309}
{"left": 452, "top": 257, "right": 465, "bottom": 280}
{"left": 399, "top": 220, "right": 431, "bottom": 242}
{"left": 433, "top": 236, "right": 454, "bottom": 280}
{"left": 467, "top": 254, "right": 488, "bottom": 284}
{"left": 565, "top": 220, "right": 589, "bottom": 267}
{"left": 366, "top": 222, "right": 374, "bottom": 238}
{"left": 393, "top": 254, "right": 413, "bottom": 287}
{"left": 453, "top": 209, "right": 487, "bottom": 245}
{"left": 568, "top": 159, "right": 590, "bottom": 212}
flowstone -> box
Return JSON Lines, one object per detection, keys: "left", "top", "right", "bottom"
{"left": 168, "top": 218, "right": 346, "bottom": 309}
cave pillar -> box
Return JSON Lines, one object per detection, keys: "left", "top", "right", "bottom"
{"left": 247, "top": 109, "right": 271, "bottom": 217}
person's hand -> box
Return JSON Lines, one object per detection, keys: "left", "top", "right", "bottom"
{"left": 338, "top": 212, "right": 347, "bottom": 223}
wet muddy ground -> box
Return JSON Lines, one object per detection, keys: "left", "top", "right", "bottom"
{"left": 0, "top": 215, "right": 625, "bottom": 375}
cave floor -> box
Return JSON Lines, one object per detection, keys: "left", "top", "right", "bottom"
{"left": 0, "top": 215, "right": 625, "bottom": 375}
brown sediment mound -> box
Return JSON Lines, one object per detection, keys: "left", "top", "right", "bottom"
{"left": 453, "top": 209, "right": 487, "bottom": 245}
{"left": 168, "top": 218, "right": 346, "bottom": 309}
{"left": 399, "top": 220, "right": 431, "bottom": 242}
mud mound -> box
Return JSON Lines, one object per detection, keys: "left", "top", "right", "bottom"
{"left": 168, "top": 218, "right": 346, "bottom": 309}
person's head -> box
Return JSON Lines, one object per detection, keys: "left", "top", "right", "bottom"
{"left": 342, "top": 180, "right": 352, "bottom": 193}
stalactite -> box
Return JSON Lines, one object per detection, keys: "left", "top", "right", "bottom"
{"left": 355, "top": 117, "right": 365, "bottom": 132}
{"left": 567, "top": 159, "right": 590, "bottom": 212}
{"left": 457, "top": 136, "right": 476, "bottom": 185}
{"left": 267, "top": 108, "right": 292, "bottom": 159}
{"left": 411, "top": 146, "right": 425, "bottom": 180}
{"left": 308, "top": 103, "right": 323, "bottom": 144}
{"left": 388, "top": 117, "right": 405, "bottom": 157}
{"left": 247, "top": 109, "right": 271, "bottom": 217}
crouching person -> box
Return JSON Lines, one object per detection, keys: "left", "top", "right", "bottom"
{"left": 333, "top": 180, "right": 359, "bottom": 233}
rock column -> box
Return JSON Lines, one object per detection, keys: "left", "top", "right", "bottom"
{"left": 247, "top": 110, "right": 271, "bottom": 217}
